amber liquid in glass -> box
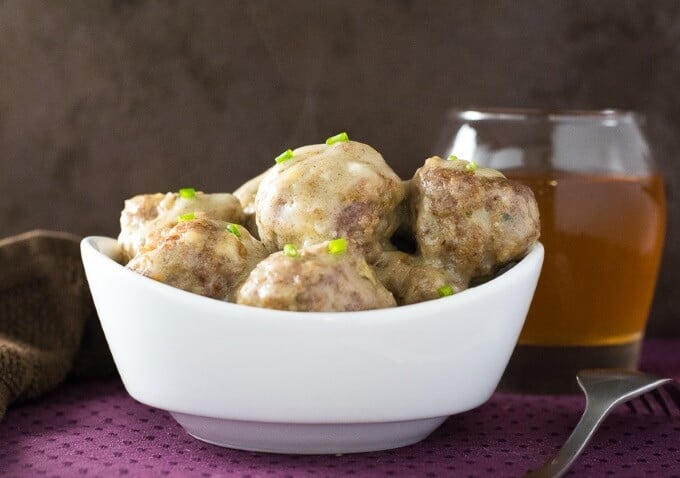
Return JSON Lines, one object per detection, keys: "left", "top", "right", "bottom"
{"left": 504, "top": 169, "right": 666, "bottom": 347}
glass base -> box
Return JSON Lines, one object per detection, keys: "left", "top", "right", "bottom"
{"left": 498, "top": 339, "right": 642, "bottom": 394}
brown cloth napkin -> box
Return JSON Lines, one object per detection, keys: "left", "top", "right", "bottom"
{"left": 0, "top": 230, "right": 116, "bottom": 421}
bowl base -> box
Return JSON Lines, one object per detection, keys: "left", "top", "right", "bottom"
{"left": 171, "top": 412, "right": 447, "bottom": 454}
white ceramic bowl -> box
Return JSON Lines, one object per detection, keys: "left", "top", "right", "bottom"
{"left": 81, "top": 236, "right": 543, "bottom": 454}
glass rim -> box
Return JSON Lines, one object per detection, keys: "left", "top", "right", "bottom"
{"left": 448, "top": 107, "right": 640, "bottom": 124}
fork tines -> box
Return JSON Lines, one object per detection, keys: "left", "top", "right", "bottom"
{"left": 625, "top": 381, "right": 680, "bottom": 416}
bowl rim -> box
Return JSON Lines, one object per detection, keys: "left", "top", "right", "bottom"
{"left": 82, "top": 235, "right": 544, "bottom": 323}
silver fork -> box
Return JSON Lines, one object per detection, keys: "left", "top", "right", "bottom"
{"left": 525, "top": 369, "right": 680, "bottom": 478}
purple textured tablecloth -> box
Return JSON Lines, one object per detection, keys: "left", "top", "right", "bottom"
{"left": 1, "top": 339, "right": 679, "bottom": 478}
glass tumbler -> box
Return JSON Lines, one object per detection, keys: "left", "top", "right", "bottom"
{"left": 437, "top": 108, "right": 666, "bottom": 393}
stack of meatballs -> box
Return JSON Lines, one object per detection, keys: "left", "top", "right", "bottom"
{"left": 118, "top": 134, "right": 540, "bottom": 312}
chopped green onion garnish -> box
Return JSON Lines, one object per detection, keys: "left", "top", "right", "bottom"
{"left": 465, "top": 160, "right": 478, "bottom": 172}
{"left": 178, "top": 212, "right": 195, "bottom": 222}
{"left": 448, "top": 155, "right": 459, "bottom": 161}
{"left": 226, "top": 224, "right": 241, "bottom": 237}
{"left": 437, "top": 284, "right": 455, "bottom": 297}
{"left": 179, "top": 187, "right": 196, "bottom": 198}
{"left": 325, "top": 132, "right": 349, "bottom": 145}
{"left": 328, "top": 238, "right": 348, "bottom": 255}
{"left": 502, "top": 212, "right": 511, "bottom": 222}
{"left": 283, "top": 243, "right": 298, "bottom": 257}
{"left": 275, "top": 149, "right": 294, "bottom": 164}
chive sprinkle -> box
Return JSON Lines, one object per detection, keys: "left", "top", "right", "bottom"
{"left": 448, "top": 155, "right": 459, "bottom": 161}
{"left": 283, "top": 243, "right": 298, "bottom": 257}
{"left": 328, "top": 238, "right": 348, "bottom": 255}
{"left": 178, "top": 212, "right": 195, "bottom": 222}
{"left": 437, "top": 284, "right": 455, "bottom": 297}
{"left": 325, "top": 132, "right": 349, "bottom": 145}
{"left": 179, "top": 187, "right": 196, "bottom": 198}
{"left": 226, "top": 224, "right": 241, "bottom": 237}
{"left": 465, "top": 160, "right": 478, "bottom": 172}
{"left": 275, "top": 149, "right": 294, "bottom": 164}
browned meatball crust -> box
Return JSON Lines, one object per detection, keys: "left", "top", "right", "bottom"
{"left": 373, "top": 251, "right": 468, "bottom": 306}
{"left": 410, "top": 156, "right": 540, "bottom": 279}
{"left": 236, "top": 241, "right": 396, "bottom": 312}
{"left": 126, "top": 215, "right": 268, "bottom": 300}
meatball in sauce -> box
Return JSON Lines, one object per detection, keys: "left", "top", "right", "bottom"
{"left": 410, "top": 156, "right": 540, "bottom": 280}
{"left": 254, "top": 141, "right": 405, "bottom": 261}
{"left": 118, "top": 137, "right": 540, "bottom": 312}
{"left": 126, "top": 215, "right": 268, "bottom": 301}
{"left": 236, "top": 240, "right": 396, "bottom": 312}
{"left": 119, "top": 191, "right": 244, "bottom": 262}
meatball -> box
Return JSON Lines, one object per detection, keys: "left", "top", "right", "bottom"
{"left": 410, "top": 156, "right": 540, "bottom": 279}
{"left": 233, "top": 170, "right": 268, "bottom": 216}
{"left": 254, "top": 141, "right": 405, "bottom": 260}
{"left": 118, "top": 191, "right": 245, "bottom": 262}
{"left": 126, "top": 215, "right": 268, "bottom": 301}
{"left": 373, "top": 251, "right": 468, "bottom": 306}
{"left": 233, "top": 170, "right": 269, "bottom": 238}
{"left": 236, "top": 240, "right": 396, "bottom": 312}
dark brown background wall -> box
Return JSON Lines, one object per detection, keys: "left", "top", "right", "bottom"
{"left": 1, "top": 0, "right": 678, "bottom": 335}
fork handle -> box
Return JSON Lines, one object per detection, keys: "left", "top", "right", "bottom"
{"left": 525, "top": 401, "right": 612, "bottom": 478}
